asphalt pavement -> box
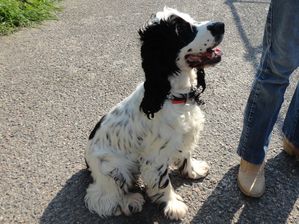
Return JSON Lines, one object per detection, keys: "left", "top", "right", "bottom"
{"left": 0, "top": 0, "right": 298, "bottom": 223}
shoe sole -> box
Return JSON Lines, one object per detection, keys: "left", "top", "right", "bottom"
{"left": 283, "top": 139, "right": 299, "bottom": 158}
{"left": 237, "top": 178, "right": 265, "bottom": 198}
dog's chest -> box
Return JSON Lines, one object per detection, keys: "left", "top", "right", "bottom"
{"left": 161, "top": 103, "right": 204, "bottom": 132}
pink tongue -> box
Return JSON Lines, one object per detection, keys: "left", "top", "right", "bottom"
{"left": 187, "top": 48, "right": 223, "bottom": 62}
{"left": 214, "top": 47, "right": 222, "bottom": 56}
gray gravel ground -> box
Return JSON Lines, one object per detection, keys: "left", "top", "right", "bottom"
{"left": 0, "top": 0, "right": 298, "bottom": 223}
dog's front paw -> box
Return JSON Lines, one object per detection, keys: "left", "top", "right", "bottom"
{"left": 163, "top": 195, "right": 188, "bottom": 220}
{"left": 188, "top": 159, "right": 209, "bottom": 179}
{"left": 121, "top": 193, "right": 145, "bottom": 216}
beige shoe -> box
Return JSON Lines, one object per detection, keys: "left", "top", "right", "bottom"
{"left": 237, "top": 159, "right": 265, "bottom": 198}
{"left": 283, "top": 138, "right": 299, "bottom": 159}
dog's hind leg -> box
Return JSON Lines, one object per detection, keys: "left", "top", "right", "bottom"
{"left": 85, "top": 153, "right": 144, "bottom": 217}
{"left": 84, "top": 155, "right": 122, "bottom": 217}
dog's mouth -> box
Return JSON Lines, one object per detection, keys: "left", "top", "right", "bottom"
{"left": 185, "top": 47, "right": 223, "bottom": 68}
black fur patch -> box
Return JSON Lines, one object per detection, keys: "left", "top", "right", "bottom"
{"left": 159, "top": 201, "right": 167, "bottom": 210}
{"left": 196, "top": 69, "right": 206, "bottom": 92}
{"left": 109, "top": 168, "right": 126, "bottom": 190}
{"left": 158, "top": 168, "right": 168, "bottom": 187}
{"left": 128, "top": 205, "right": 133, "bottom": 213}
{"left": 138, "top": 14, "right": 198, "bottom": 119}
{"left": 160, "top": 140, "right": 169, "bottom": 150}
{"left": 152, "top": 192, "right": 165, "bottom": 202}
{"left": 178, "top": 158, "right": 187, "bottom": 173}
{"left": 157, "top": 165, "right": 163, "bottom": 171}
{"left": 88, "top": 115, "right": 106, "bottom": 140}
{"left": 85, "top": 159, "right": 90, "bottom": 169}
{"left": 159, "top": 179, "right": 169, "bottom": 189}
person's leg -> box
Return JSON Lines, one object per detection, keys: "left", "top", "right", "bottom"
{"left": 283, "top": 82, "right": 299, "bottom": 155}
{"left": 237, "top": 0, "right": 299, "bottom": 165}
{"left": 237, "top": 0, "right": 299, "bottom": 197}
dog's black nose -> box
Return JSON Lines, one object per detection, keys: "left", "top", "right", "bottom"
{"left": 207, "top": 22, "right": 225, "bottom": 36}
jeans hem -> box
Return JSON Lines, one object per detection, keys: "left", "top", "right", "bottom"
{"left": 237, "top": 146, "right": 265, "bottom": 165}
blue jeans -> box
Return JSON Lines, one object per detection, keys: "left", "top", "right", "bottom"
{"left": 237, "top": 0, "right": 299, "bottom": 165}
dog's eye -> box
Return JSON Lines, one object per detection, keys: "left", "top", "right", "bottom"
{"left": 168, "top": 15, "right": 196, "bottom": 43}
{"left": 176, "top": 23, "right": 196, "bottom": 44}
{"left": 175, "top": 20, "right": 196, "bottom": 38}
{"left": 176, "top": 22, "right": 192, "bottom": 35}
{"left": 168, "top": 15, "right": 192, "bottom": 34}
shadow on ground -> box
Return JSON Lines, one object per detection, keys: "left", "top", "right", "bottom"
{"left": 225, "top": 0, "right": 269, "bottom": 70}
{"left": 192, "top": 152, "right": 299, "bottom": 224}
{"left": 40, "top": 168, "right": 175, "bottom": 224}
{"left": 40, "top": 152, "right": 298, "bottom": 224}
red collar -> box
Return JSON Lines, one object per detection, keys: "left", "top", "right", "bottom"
{"left": 171, "top": 99, "right": 187, "bottom": 104}
{"left": 168, "top": 85, "right": 205, "bottom": 106}
{"left": 168, "top": 93, "right": 189, "bottom": 105}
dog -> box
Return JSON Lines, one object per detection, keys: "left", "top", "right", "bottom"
{"left": 85, "top": 7, "right": 224, "bottom": 220}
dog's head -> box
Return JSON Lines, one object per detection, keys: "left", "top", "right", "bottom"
{"left": 139, "top": 7, "right": 224, "bottom": 119}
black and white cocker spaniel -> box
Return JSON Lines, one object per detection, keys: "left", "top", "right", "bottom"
{"left": 85, "top": 7, "right": 224, "bottom": 220}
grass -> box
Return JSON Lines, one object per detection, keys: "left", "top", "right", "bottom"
{"left": 0, "top": 0, "right": 60, "bottom": 35}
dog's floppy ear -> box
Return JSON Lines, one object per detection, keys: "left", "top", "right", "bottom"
{"left": 196, "top": 68, "right": 206, "bottom": 93}
{"left": 138, "top": 18, "right": 179, "bottom": 119}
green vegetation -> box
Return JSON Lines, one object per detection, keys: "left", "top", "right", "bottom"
{"left": 0, "top": 0, "right": 60, "bottom": 35}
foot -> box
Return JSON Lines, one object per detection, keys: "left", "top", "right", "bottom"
{"left": 283, "top": 138, "right": 299, "bottom": 159}
{"left": 188, "top": 159, "right": 210, "bottom": 179}
{"left": 237, "top": 159, "right": 265, "bottom": 198}
{"left": 179, "top": 158, "right": 209, "bottom": 179}
{"left": 121, "top": 193, "right": 145, "bottom": 216}
{"left": 163, "top": 194, "right": 188, "bottom": 220}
